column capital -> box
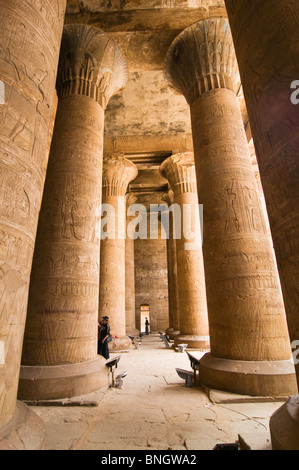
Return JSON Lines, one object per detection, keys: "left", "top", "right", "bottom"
{"left": 57, "top": 24, "right": 128, "bottom": 109}
{"left": 102, "top": 154, "right": 138, "bottom": 197}
{"left": 160, "top": 153, "right": 197, "bottom": 196}
{"left": 164, "top": 17, "right": 240, "bottom": 104}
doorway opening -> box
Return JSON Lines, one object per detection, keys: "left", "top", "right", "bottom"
{"left": 140, "top": 305, "right": 150, "bottom": 334}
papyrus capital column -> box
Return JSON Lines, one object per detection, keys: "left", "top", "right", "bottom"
{"left": 126, "top": 192, "right": 138, "bottom": 336}
{"left": 162, "top": 190, "right": 180, "bottom": 340}
{"left": 19, "top": 25, "right": 128, "bottom": 402}
{"left": 164, "top": 17, "right": 296, "bottom": 397}
{"left": 224, "top": 0, "right": 299, "bottom": 449}
{"left": 100, "top": 154, "right": 138, "bottom": 351}
{"left": 0, "top": 0, "right": 67, "bottom": 443}
{"left": 160, "top": 153, "right": 209, "bottom": 349}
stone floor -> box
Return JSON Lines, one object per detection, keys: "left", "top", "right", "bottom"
{"left": 31, "top": 334, "right": 286, "bottom": 451}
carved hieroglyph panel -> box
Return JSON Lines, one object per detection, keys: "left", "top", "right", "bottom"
{"left": 23, "top": 96, "right": 105, "bottom": 366}
{"left": 190, "top": 88, "right": 292, "bottom": 362}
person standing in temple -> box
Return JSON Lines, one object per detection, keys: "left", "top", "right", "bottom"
{"left": 98, "top": 316, "right": 111, "bottom": 360}
{"left": 145, "top": 317, "right": 150, "bottom": 335}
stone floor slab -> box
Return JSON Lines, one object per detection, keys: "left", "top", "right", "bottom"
{"left": 29, "top": 334, "right": 286, "bottom": 450}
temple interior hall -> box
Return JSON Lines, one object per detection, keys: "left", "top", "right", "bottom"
{"left": 1, "top": 0, "right": 299, "bottom": 451}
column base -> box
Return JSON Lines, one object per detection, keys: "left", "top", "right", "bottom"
{"left": 167, "top": 329, "right": 180, "bottom": 340}
{"left": 108, "top": 335, "right": 132, "bottom": 352}
{"left": 0, "top": 401, "right": 45, "bottom": 450}
{"left": 199, "top": 353, "right": 298, "bottom": 397}
{"left": 174, "top": 334, "right": 210, "bottom": 349}
{"left": 126, "top": 328, "right": 140, "bottom": 337}
{"left": 270, "top": 395, "right": 299, "bottom": 450}
{"left": 18, "top": 356, "right": 109, "bottom": 402}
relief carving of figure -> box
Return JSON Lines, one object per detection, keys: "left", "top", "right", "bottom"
{"left": 0, "top": 265, "right": 27, "bottom": 327}
{"left": 219, "top": 181, "right": 241, "bottom": 235}
{"left": 243, "top": 186, "right": 263, "bottom": 233}
{"left": 61, "top": 193, "right": 77, "bottom": 239}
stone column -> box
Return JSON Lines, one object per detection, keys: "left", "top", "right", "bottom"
{"left": 100, "top": 154, "right": 138, "bottom": 351}
{"left": 126, "top": 193, "right": 138, "bottom": 336}
{"left": 162, "top": 190, "right": 180, "bottom": 340}
{"left": 224, "top": 0, "right": 299, "bottom": 448}
{"left": 160, "top": 153, "right": 210, "bottom": 349}
{"left": 164, "top": 17, "right": 297, "bottom": 397}
{"left": 0, "top": 0, "right": 66, "bottom": 445}
{"left": 18, "top": 25, "right": 128, "bottom": 402}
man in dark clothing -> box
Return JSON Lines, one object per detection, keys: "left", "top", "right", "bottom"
{"left": 98, "top": 316, "right": 111, "bottom": 360}
{"left": 145, "top": 317, "right": 150, "bottom": 335}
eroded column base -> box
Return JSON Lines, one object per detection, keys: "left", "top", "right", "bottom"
{"left": 126, "top": 329, "right": 140, "bottom": 337}
{"left": 18, "top": 356, "right": 109, "bottom": 402}
{"left": 108, "top": 335, "right": 132, "bottom": 352}
{"left": 0, "top": 401, "right": 45, "bottom": 450}
{"left": 270, "top": 395, "right": 299, "bottom": 450}
{"left": 199, "top": 353, "right": 298, "bottom": 397}
{"left": 174, "top": 334, "right": 210, "bottom": 349}
{"left": 167, "top": 329, "right": 180, "bottom": 340}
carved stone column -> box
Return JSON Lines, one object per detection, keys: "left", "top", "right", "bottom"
{"left": 224, "top": 0, "right": 299, "bottom": 448}
{"left": 126, "top": 193, "right": 138, "bottom": 336}
{"left": 165, "top": 17, "right": 297, "bottom": 396}
{"left": 100, "top": 155, "right": 138, "bottom": 351}
{"left": 0, "top": 0, "right": 66, "bottom": 445}
{"left": 162, "top": 190, "right": 180, "bottom": 340}
{"left": 18, "top": 25, "right": 128, "bottom": 402}
{"left": 160, "top": 153, "right": 210, "bottom": 349}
